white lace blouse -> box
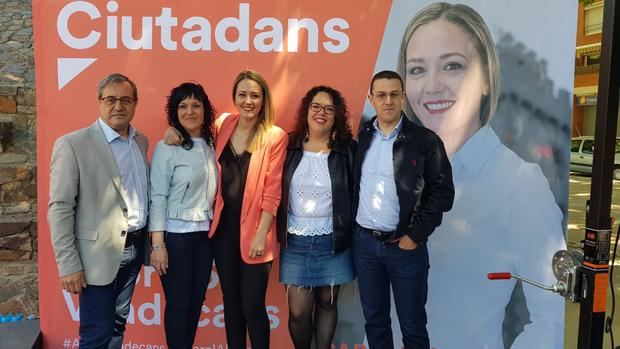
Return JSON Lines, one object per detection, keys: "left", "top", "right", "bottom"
{"left": 287, "top": 151, "right": 333, "bottom": 236}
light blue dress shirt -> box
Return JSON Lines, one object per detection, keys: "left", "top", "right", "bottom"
{"left": 98, "top": 118, "right": 148, "bottom": 232}
{"left": 356, "top": 117, "right": 403, "bottom": 232}
{"left": 423, "top": 125, "right": 566, "bottom": 348}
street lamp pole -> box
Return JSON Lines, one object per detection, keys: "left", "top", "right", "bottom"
{"left": 578, "top": 0, "right": 620, "bottom": 348}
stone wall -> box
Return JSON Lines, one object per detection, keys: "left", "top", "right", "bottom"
{"left": 0, "top": 0, "right": 38, "bottom": 317}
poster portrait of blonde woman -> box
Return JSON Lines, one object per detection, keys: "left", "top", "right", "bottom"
{"left": 344, "top": 1, "right": 576, "bottom": 348}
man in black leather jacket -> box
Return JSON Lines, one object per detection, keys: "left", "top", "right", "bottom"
{"left": 352, "top": 70, "right": 454, "bottom": 349}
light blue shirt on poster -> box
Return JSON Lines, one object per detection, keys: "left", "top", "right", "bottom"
{"left": 98, "top": 118, "right": 148, "bottom": 232}
{"left": 423, "top": 125, "right": 566, "bottom": 349}
{"left": 356, "top": 116, "right": 403, "bottom": 232}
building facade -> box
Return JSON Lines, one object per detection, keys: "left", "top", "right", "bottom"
{"left": 573, "top": 1, "right": 608, "bottom": 137}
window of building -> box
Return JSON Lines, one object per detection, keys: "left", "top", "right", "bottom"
{"left": 584, "top": 53, "right": 601, "bottom": 65}
{"left": 585, "top": 2, "right": 604, "bottom": 35}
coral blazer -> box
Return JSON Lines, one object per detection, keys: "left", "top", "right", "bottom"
{"left": 209, "top": 114, "right": 287, "bottom": 264}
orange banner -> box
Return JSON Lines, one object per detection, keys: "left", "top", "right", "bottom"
{"left": 34, "top": 1, "right": 391, "bottom": 348}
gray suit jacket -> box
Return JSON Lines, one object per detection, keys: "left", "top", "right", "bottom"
{"left": 48, "top": 120, "right": 149, "bottom": 286}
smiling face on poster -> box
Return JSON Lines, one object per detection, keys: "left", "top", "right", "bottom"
{"left": 404, "top": 18, "right": 490, "bottom": 156}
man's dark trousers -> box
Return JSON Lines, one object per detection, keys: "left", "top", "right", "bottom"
{"left": 353, "top": 224, "right": 430, "bottom": 349}
{"left": 78, "top": 237, "right": 144, "bottom": 349}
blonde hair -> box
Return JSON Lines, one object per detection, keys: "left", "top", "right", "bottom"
{"left": 231, "top": 69, "right": 276, "bottom": 153}
{"left": 397, "top": 2, "right": 500, "bottom": 126}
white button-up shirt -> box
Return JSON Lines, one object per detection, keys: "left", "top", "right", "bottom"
{"left": 356, "top": 117, "right": 403, "bottom": 232}
{"left": 98, "top": 118, "right": 148, "bottom": 232}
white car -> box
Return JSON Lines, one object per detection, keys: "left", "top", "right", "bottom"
{"left": 570, "top": 136, "right": 620, "bottom": 180}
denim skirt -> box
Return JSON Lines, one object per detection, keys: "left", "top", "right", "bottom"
{"left": 279, "top": 233, "right": 354, "bottom": 287}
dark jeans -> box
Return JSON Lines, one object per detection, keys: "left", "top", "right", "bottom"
{"left": 79, "top": 237, "right": 144, "bottom": 349}
{"left": 212, "top": 228, "right": 271, "bottom": 349}
{"left": 160, "top": 231, "right": 213, "bottom": 349}
{"left": 352, "top": 224, "right": 430, "bottom": 349}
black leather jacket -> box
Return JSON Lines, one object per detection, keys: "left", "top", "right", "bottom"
{"left": 352, "top": 114, "right": 455, "bottom": 243}
{"left": 276, "top": 135, "right": 356, "bottom": 254}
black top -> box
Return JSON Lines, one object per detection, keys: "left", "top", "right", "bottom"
{"left": 219, "top": 142, "right": 251, "bottom": 213}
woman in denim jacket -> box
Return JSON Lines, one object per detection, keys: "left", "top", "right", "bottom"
{"left": 149, "top": 82, "right": 217, "bottom": 349}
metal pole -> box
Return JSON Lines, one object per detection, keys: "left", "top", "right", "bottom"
{"left": 578, "top": 0, "right": 620, "bottom": 347}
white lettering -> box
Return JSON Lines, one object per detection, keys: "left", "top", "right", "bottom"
{"left": 106, "top": 1, "right": 118, "bottom": 49}
{"left": 57, "top": 1, "right": 101, "bottom": 49}
{"left": 155, "top": 8, "right": 178, "bottom": 50}
{"left": 62, "top": 290, "right": 80, "bottom": 321}
{"left": 287, "top": 18, "right": 319, "bottom": 52}
{"left": 127, "top": 303, "right": 135, "bottom": 323}
{"left": 212, "top": 304, "right": 226, "bottom": 328}
{"left": 254, "top": 18, "right": 283, "bottom": 53}
{"left": 123, "top": 298, "right": 281, "bottom": 328}
{"left": 135, "top": 266, "right": 156, "bottom": 287}
{"left": 121, "top": 16, "right": 153, "bottom": 50}
{"left": 208, "top": 267, "right": 219, "bottom": 289}
{"left": 144, "top": 266, "right": 156, "bottom": 288}
{"left": 182, "top": 17, "right": 212, "bottom": 51}
{"left": 323, "top": 18, "right": 349, "bottom": 53}
{"left": 215, "top": 3, "right": 249, "bottom": 52}
{"left": 267, "top": 305, "right": 280, "bottom": 329}
{"left": 138, "top": 293, "right": 161, "bottom": 325}
{"left": 57, "top": 2, "right": 350, "bottom": 53}
{"left": 198, "top": 305, "right": 210, "bottom": 327}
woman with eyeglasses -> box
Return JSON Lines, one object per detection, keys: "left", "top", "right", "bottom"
{"left": 149, "top": 82, "right": 217, "bottom": 349}
{"left": 276, "top": 86, "right": 356, "bottom": 349}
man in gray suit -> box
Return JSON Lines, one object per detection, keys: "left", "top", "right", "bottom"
{"left": 48, "top": 73, "right": 149, "bottom": 348}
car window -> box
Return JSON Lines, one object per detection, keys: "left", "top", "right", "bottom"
{"left": 616, "top": 139, "right": 620, "bottom": 153}
{"left": 583, "top": 140, "right": 594, "bottom": 154}
{"left": 571, "top": 140, "right": 582, "bottom": 152}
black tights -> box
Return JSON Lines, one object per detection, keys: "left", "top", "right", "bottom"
{"left": 287, "top": 285, "right": 340, "bottom": 349}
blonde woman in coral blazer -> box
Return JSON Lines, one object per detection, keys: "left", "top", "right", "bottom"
{"left": 210, "top": 70, "right": 286, "bottom": 349}
{"left": 210, "top": 114, "right": 286, "bottom": 261}
{"left": 164, "top": 70, "right": 286, "bottom": 349}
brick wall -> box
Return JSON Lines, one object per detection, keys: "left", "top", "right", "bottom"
{"left": 0, "top": 0, "right": 38, "bottom": 317}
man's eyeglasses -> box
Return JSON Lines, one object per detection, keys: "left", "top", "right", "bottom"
{"left": 310, "top": 103, "right": 336, "bottom": 115}
{"left": 372, "top": 91, "right": 403, "bottom": 102}
{"left": 99, "top": 96, "right": 136, "bottom": 107}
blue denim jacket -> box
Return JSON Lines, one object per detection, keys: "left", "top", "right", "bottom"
{"left": 148, "top": 139, "right": 217, "bottom": 232}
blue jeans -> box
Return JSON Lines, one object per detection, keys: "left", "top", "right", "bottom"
{"left": 352, "top": 224, "right": 429, "bottom": 349}
{"left": 160, "top": 231, "right": 213, "bottom": 349}
{"left": 79, "top": 238, "right": 144, "bottom": 349}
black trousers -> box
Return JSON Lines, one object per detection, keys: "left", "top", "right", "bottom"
{"left": 160, "top": 231, "right": 213, "bottom": 349}
{"left": 212, "top": 224, "right": 271, "bottom": 349}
